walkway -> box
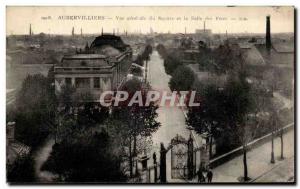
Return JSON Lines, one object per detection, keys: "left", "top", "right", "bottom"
{"left": 33, "top": 137, "right": 58, "bottom": 182}
{"left": 210, "top": 128, "right": 294, "bottom": 183}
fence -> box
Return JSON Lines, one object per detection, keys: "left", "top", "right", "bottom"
{"left": 209, "top": 122, "right": 294, "bottom": 168}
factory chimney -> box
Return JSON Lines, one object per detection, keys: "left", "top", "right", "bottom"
{"left": 72, "top": 27, "right": 74, "bottom": 36}
{"left": 266, "top": 15, "right": 271, "bottom": 49}
{"left": 29, "top": 24, "right": 32, "bottom": 36}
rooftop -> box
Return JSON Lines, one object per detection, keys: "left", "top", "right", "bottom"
{"left": 90, "top": 34, "right": 130, "bottom": 52}
{"left": 63, "top": 54, "right": 107, "bottom": 60}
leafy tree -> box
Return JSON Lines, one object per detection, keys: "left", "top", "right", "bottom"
{"left": 156, "top": 44, "right": 167, "bottom": 59}
{"left": 143, "top": 44, "right": 153, "bottom": 57}
{"left": 186, "top": 84, "right": 227, "bottom": 158}
{"left": 163, "top": 52, "right": 182, "bottom": 75}
{"left": 14, "top": 74, "right": 56, "bottom": 147}
{"left": 213, "top": 43, "right": 244, "bottom": 73}
{"left": 42, "top": 129, "right": 127, "bottom": 182}
{"left": 169, "top": 65, "right": 195, "bottom": 91}
{"left": 110, "top": 78, "right": 160, "bottom": 177}
{"left": 187, "top": 71, "right": 257, "bottom": 182}
{"left": 131, "top": 66, "right": 143, "bottom": 77}
{"left": 134, "top": 54, "right": 144, "bottom": 66}
{"left": 7, "top": 156, "right": 36, "bottom": 183}
{"left": 224, "top": 73, "right": 255, "bottom": 181}
{"left": 198, "top": 47, "right": 215, "bottom": 72}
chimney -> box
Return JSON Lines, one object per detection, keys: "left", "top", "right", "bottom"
{"left": 72, "top": 27, "right": 74, "bottom": 36}
{"left": 29, "top": 24, "right": 32, "bottom": 36}
{"left": 266, "top": 15, "right": 271, "bottom": 49}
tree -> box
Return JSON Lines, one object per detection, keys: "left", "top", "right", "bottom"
{"left": 187, "top": 71, "right": 256, "bottom": 181}
{"left": 169, "top": 65, "right": 195, "bottom": 91}
{"left": 56, "top": 88, "right": 109, "bottom": 143}
{"left": 143, "top": 44, "right": 153, "bottom": 57}
{"left": 156, "top": 44, "right": 167, "bottom": 59}
{"left": 163, "top": 52, "right": 182, "bottom": 75}
{"left": 7, "top": 155, "right": 36, "bottom": 183}
{"left": 278, "top": 108, "right": 289, "bottom": 160}
{"left": 110, "top": 78, "right": 160, "bottom": 177}
{"left": 198, "top": 47, "right": 214, "bottom": 72}
{"left": 14, "top": 74, "right": 56, "bottom": 148}
{"left": 42, "top": 129, "right": 127, "bottom": 182}
{"left": 213, "top": 43, "right": 243, "bottom": 73}
{"left": 187, "top": 82, "right": 230, "bottom": 158}
{"left": 131, "top": 66, "right": 143, "bottom": 77}
{"left": 224, "top": 73, "right": 255, "bottom": 182}
{"left": 266, "top": 97, "right": 282, "bottom": 163}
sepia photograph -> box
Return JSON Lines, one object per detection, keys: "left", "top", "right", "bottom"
{"left": 5, "top": 6, "right": 295, "bottom": 184}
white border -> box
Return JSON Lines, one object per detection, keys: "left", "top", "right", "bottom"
{"left": 1, "top": 1, "right": 299, "bottom": 189}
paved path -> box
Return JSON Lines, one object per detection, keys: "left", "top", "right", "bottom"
{"left": 33, "top": 138, "right": 58, "bottom": 182}
{"left": 147, "top": 50, "right": 197, "bottom": 182}
{"left": 210, "top": 128, "right": 294, "bottom": 183}
{"left": 254, "top": 156, "right": 294, "bottom": 182}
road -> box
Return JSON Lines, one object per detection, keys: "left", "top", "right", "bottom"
{"left": 146, "top": 50, "right": 196, "bottom": 182}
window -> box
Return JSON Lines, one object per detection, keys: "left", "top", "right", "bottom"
{"left": 94, "top": 77, "right": 100, "bottom": 88}
{"left": 75, "top": 78, "right": 90, "bottom": 88}
{"left": 65, "top": 78, "right": 72, "bottom": 86}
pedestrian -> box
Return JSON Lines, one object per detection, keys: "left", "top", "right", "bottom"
{"left": 153, "top": 152, "right": 157, "bottom": 165}
{"left": 207, "top": 168, "right": 213, "bottom": 183}
{"left": 197, "top": 167, "right": 205, "bottom": 183}
{"left": 201, "top": 172, "right": 206, "bottom": 183}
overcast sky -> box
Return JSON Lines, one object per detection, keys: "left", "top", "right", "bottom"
{"left": 6, "top": 6, "right": 294, "bottom": 35}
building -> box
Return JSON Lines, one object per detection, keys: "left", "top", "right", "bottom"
{"left": 54, "top": 34, "right": 132, "bottom": 102}
{"left": 7, "top": 122, "right": 30, "bottom": 166}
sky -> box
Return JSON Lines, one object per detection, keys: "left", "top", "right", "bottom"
{"left": 6, "top": 6, "right": 294, "bottom": 35}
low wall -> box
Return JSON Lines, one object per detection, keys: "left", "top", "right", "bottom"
{"left": 209, "top": 123, "right": 294, "bottom": 169}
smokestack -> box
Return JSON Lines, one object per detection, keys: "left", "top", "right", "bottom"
{"left": 72, "top": 27, "right": 74, "bottom": 36}
{"left": 101, "top": 27, "right": 103, "bottom": 35}
{"left": 266, "top": 15, "right": 271, "bottom": 49}
{"left": 204, "top": 21, "right": 206, "bottom": 32}
{"left": 29, "top": 24, "right": 32, "bottom": 36}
